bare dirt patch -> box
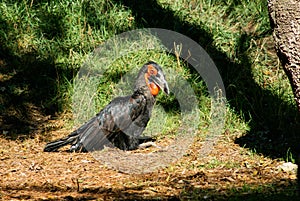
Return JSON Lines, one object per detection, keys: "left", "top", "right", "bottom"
{"left": 0, "top": 118, "right": 297, "bottom": 200}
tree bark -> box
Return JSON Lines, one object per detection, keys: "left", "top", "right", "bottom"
{"left": 268, "top": 0, "right": 300, "bottom": 112}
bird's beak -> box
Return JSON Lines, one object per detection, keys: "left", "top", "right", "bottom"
{"left": 150, "top": 73, "right": 170, "bottom": 95}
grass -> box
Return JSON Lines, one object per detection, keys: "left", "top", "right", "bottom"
{"left": 0, "top": 0, "right": 299, "bottom": 200}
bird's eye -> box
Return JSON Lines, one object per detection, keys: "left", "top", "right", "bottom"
{"left": 147, "top": 65, "right": 158, "bottom": 75}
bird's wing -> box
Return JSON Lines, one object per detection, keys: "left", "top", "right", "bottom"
{"left": 73, "top": 94, "right": 147, "bottom": 151}
{"left": 71, "top": 116, "right": 113, "bottom": 151}
{"left": 101, "top": 94, "right": 148, "bottom": 135}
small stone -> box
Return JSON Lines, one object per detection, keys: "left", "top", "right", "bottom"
{"left": 278, "top": 162, "right": 298, "bottom": 173}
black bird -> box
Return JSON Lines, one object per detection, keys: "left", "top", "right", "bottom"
{"left": 44, "top": 61, "right": 169, "bottom": 152}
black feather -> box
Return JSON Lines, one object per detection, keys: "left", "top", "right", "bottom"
{"left": 44, "top": 62, "right": 167, "bottom": 152}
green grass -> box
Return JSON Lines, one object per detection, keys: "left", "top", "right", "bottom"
{"left": 0, "top": 0, "right": 299, "bottom": 199}
{"left": 197, "top": 157, "right": 240, "bottom": 169}
{"left": 1, "top": 0, "right": 298, "bottom": 156}
{"left": 0, "top": 0, "right": 136, "bottom": 112}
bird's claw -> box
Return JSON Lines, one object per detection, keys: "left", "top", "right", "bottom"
{"left": 137, "top": 141, "right": 161, "bottom": 149}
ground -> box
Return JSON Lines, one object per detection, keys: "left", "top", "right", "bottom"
{"left": 0, "top": 116, "right": 297, "bottom": 201}
{"left": 0, "top": 0, "right": 299, "bottom": 200}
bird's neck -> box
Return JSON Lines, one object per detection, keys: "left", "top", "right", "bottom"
{"left": 133, "top": 86, "right": 155, "bottom": 102}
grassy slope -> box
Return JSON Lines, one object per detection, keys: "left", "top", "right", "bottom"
{"left": 0, "top": 0, "right": 299, "bottom": 200}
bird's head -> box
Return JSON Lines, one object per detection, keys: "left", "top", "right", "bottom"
{"left": 135, "top": 61, "right": 169, "bottom": 96}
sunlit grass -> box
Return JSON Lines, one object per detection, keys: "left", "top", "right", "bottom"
{"left": 1, "top": 0, "right": 299, "bottom": 199}
{"left": 1, "top": 0, "right": 298, "bottom": 151}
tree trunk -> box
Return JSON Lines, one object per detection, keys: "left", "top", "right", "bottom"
{"left": 268, "top": 0, "right": 300, "bottom": 112}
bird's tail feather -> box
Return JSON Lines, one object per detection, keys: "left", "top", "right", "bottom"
{"left": 44, "top": 116, "right": 99, "bottom": 152}
{"left": 44, "top": 116, "right": 116, "bottom": 152}
{"left": 43, "top": 131, "right": 79, "bottom": 152}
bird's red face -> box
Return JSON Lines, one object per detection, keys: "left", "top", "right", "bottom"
{"left": 144, "top": 64, "right": 160, "bottom": 96}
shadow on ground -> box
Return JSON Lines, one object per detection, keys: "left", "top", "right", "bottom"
{"left": 2, "top": 176, "right": 297, "bottom": 201}
{"left": 113, "top": 0, "right": 300, "bottom": 197}
{"left": 0, "top": 0, "right": 299, "bottom": 199}
{"left": 1, "top": 0, "right": 297, "bottom": 156}
{"left": 0, "top": 8, "right": 76, "bottom": 139}
{"left": 110, "top": 0, "right": 300, "bottom": 157}
{"left": 0, "top": 50, "right": 53, "bottom": 138}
